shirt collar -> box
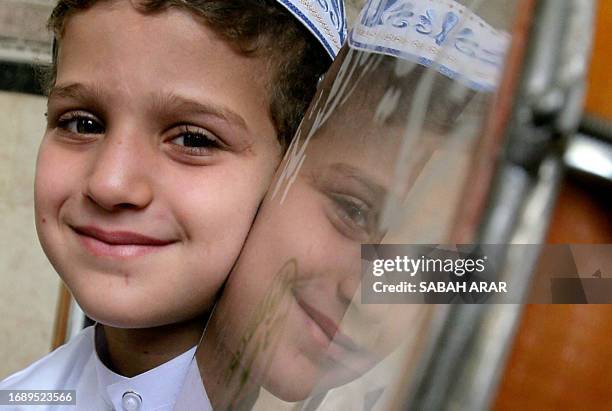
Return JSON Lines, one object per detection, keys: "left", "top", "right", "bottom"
{"left": 93, "top": 326, "right": 196, "bottom": 411}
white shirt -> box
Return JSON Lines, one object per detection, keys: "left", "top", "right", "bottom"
{"left": 0, "top": 326, "right": 211, "bottom": 411}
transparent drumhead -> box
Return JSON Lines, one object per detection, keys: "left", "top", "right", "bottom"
{"left": 175, "top": 0, "right": 525, "bottom": 409}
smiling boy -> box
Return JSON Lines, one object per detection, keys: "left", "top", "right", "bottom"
{"left": 0, "top": 0, "right": 345, "bottom": 409}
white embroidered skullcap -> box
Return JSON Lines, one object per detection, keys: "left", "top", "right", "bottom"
{"left": 276, "top": 0, "right": 348, "bottom": 59}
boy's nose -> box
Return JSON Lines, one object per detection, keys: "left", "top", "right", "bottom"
{"left": 84, "top": 134, "right": 154, "bottom": 211}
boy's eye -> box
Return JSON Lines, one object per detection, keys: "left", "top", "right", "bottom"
{"left": 332, "top": 194, "right": 369, "bottom": 228}
{"left": 171, "top": 132, "right": 216, "bottom": 148}
{"left": 327, "top": 192, "right": 377, "bottom": 242}
{"left": 57, "top": 113, "right": 105, "bottom": 135}
{"left": 167, "top": 126, "right": 222, "bottom": 156}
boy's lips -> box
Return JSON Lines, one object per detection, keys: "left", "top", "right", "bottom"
{"left": 294, "top": 294, "right": 382, "bottom": 377}
{"left": 71, "top": 225, "right": 178, "bottom": 258}
{"left": 295, "top": 296, "right": 360, "bottom": 353}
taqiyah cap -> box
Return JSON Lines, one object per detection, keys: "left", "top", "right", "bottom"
{"left": 276, "top": 0, "right": 348, "bottom": 59}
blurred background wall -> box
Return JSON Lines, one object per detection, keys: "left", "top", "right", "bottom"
{"left": 0, "top": 0, "right": 58, "bottom": 379}
{"left": 0, "top": 90, "right": 59, "bottom": 379}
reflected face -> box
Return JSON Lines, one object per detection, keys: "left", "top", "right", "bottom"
{"left": 200, "top": 49, "right": 488, "bottom": 405}
{"left": 35, "top": 1, "right": 281, "bottom": 328}
{"left": 207, "top": 116, "right": 410, "bottom": 401}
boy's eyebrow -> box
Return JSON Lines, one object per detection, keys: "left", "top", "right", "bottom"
{"left": 156, "top": 92, "right": 249, "bottom": 132}
{"left": 327, "top": 162, "right": 387, "bottom": 201}
{"left": 48, "top": 84, "right": 250, "bottom": 134}
{"left": 48, "top": 82, "right": 104, "bottom": 102}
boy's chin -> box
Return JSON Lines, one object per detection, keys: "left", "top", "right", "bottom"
{"left": 83, "top": 302, "right": 175, "bottom": 329}
{"left": 86, "top": 309, "right": 167, "bottom": 329}
{"left": 72, "top": 287, "right": 209, "bottom": 330}
{"left": 260, "top": 349, "right": 376, "bottom": 403}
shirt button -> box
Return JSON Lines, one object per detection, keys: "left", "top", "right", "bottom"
{"left": 122, "top": 391, "right": 142, "bottom": 411}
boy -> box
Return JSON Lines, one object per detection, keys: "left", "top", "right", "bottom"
{"left": 0, "top": 0, "right": 345, "bottom": 409}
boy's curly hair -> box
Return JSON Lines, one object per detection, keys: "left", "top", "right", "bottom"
{"left": 46, "top": 0, "right": 331, "bottom": 148}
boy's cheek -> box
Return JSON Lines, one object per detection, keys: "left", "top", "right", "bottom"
{"left": 35, "top": 144, "right": 65, "bottom": 206}
{"left": 35, "top": 142, "right": 58, "bottom": 214}
{"left": 34, "top": 140, "right": 80, "bottom": 226}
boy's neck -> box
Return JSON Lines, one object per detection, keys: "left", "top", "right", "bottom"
{"left": 96, "top": 317, "right": 206, "bottom": 377}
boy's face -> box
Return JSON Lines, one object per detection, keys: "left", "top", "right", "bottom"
{"left": 203, "top": 119, "right": 404, "bottom": 401}
{"left": 35, "top": 0, "right": 281, "bottom": 328}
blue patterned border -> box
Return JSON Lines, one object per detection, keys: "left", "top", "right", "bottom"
{"left": 277, "top": 0, "right": 346, "bottom": 59}
{"left": 349, "top": 32, "right": 495, "bottom": 92}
